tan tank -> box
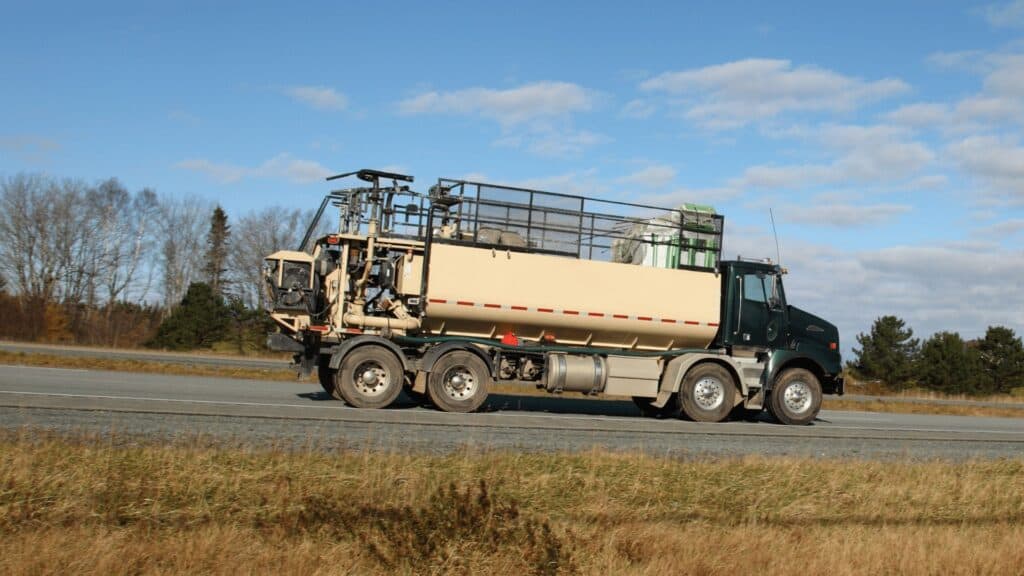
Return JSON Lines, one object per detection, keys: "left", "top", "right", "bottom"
{"left": 412, "top": 243, "right": 721, "bottom": 350}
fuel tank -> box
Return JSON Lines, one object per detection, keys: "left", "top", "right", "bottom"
{"left": 421, "top": 243, "right": 721, "bottom": 350}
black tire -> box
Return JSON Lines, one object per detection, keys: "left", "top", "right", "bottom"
{"left": 427, "top": 351, "right": 491, "bottom": 413}
{"left": 768, "top": 368, "right": 822, "bottom": 425}
{"left": 633, "top": 396, "right": 677, "bottom": 418}
{"left": 317, "top": 355, "right": 336, "bottom": 396}
{"left": 677, "top": 363, "right": 737, "bottom": 423}
{"left": 334, "top": 345, "right": 405, "bottom": 409}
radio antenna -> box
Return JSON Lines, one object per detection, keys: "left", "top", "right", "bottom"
{"left": 769, "top": 208, "right": 782, "bottom": 267}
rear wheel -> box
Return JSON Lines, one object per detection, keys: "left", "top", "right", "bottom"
{"left": 427, "top": 351, "right": 491, "bottom": 413}
{"left": 768, "top": 368, "right": 822, "bottom": 425}
{"left": 317, "top": 355, "right": 336, "bottom": 396}
{"left": 677, "top": 363, "right": 737, "bottom": 423}
{"left": 334, "top": 345, "right": 404, "bottom": 409}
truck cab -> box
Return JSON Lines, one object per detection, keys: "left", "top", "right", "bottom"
{"left": 718, "top": 260, "right": 844, "bottom": 396}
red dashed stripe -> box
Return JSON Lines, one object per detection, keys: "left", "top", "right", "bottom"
{"left": 427, "top": 298, "right": 717, "bottom": 327}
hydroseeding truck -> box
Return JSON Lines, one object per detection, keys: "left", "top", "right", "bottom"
{"left": 264, "top": 169, "right": 843, "bottom": 425}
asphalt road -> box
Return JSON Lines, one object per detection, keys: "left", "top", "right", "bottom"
{"left": 4, "top": 340, "right": 1023, "bottom": 412}
{"left": 1, "top": 364, "right": 1022, "bottom": 459}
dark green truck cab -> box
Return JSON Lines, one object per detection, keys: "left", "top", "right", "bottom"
{"left": 717, "top": 260, "right": 844, "bottom": 397}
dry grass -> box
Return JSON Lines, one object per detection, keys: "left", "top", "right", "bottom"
{"left": 823, "top": 397, "right": 1024, "bottom": 418}
{"left": 2, "top": 431, "right": 1024, "bottom": 575}
{"left": 0, "top": 350, "right": 301, "bottom": 382}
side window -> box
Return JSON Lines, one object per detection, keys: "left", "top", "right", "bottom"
{"left": 743, "top": 274, "right": 767, "bottom": 303}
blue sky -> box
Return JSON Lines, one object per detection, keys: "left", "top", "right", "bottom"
{"left": 2, "top": 0, "right": 1024, "bottom": 348}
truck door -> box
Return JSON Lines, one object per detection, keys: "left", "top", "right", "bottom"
{"left": 736, "top": 271, "right": 786, "bottom": 350}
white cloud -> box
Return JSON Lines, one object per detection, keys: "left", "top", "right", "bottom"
{"left": 524, "top": 129, "right": 611, "bottom": 158}
{"left": 640, "top": 58, "right": 909, "bottom": 128}
{"left": 723, "top": 234, "right": 1024, "bottom": 351}
{"left": 620, "top": 99, "right": 656, "bottom": 119}
{"left": 0, "top": 134, "right": 60, "bottom": 163}
{"left": 884, "top": 102, "right": 951, "bottom": 127}
{"left": 635, "top": 186, "right": 740, "bottom": 208}
{"left": 616, "top": 164, "right": 677, "bottom": 188}
{"left": 947, "top": 135, "right": 1024, "bottom": 201}
{"left": 907, "top": 174, "right": 948, "bottom": 190}
{"left": 781, "top": 202, "right": 911, "bottom": 227}
{"left": 176, "top": 153, "right": 332, "bottom": 184}
{"left": 735, "top": 124, "right": 933, "bottom": 189}
{"left": 927, "top": 49, "right": 987, "bottom": 71}
{"left": 985, "top": 0, "right": 1024, "bottom": 28}
{"left": 176, "top": 158, "right": 248, "bottom": 183}
{"left": 975, "top": 218, "right": 1024, "bottom": 236}
{"left": 397, "top": 81, "right": 594, "bottom": 125}
{"left": 501, "top": 169, "right": 608, "bottom": 196}
{"left": 285, "top": 85, "right": 348, "bottom": 111}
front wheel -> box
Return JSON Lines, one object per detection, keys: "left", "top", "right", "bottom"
{"left": 334, "top": 345, "right": 405, "bottom": 409}
{"left": 767, "top": 368, "right": 822, "bottom": 425}
{"left": 427, "top": 351, "right": 491, "bottom": 413}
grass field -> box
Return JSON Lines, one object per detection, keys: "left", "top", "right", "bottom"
{"left": 1, "top": 432, "right": 1023, "bottom": 575}
{"left": 3, "top": 349, "right": 1024, "bottom": 420}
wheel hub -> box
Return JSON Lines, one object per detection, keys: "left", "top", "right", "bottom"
{"left": 693, "top": 377, "right": 725, "bottom": 410}
{"left": 443, "top": 368, "right": 476, "bottom": 399}
{"left": 783, "top": 381, "right": 812, "bottom": 414}
{"left": 352, "top": 361, "right": 389, "bottom": 397}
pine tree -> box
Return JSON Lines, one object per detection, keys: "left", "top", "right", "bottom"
{"left": 851, "top": 315, "right": 919, "bottom": 389}
{"left": 917, "top": 331, "right": 982, "bottom": 395}
{"left": 204, "top": 205, "right": 230, "bottom": 296}
{"left": 146, "top": 282, "right": 228, "bottom": 350}
{"left": 976, "top": 326, "right": 1024, "bottom": 395}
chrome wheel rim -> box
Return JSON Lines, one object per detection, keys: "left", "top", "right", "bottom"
{"left": 441, "top": 366, "right": 477, "bottom": 400}
{"left": 783, "top": 381, "right": 813, "bottom": 414}
{"left": 351, "top": 361, "right": 390, "bottom": 397}
{"left": 693, "top": 377, "right": 725, "bottom": 411}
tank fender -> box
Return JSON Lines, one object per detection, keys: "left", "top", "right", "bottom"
{"left": 650, "top": 353, "right": 744, "bottom": 409}
{"left": 418, "top": 340, "right": 496, "bottom": 377}
{"left": 328, "top": 335, "right": 410, "bottom": 372}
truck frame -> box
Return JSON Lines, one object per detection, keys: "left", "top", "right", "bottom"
{"left": 264, "top": 169, "right": 843, "bottom": 425}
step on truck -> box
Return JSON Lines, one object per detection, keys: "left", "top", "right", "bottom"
{"left": 264, "top": 169, "right": 844, "bottom": 425}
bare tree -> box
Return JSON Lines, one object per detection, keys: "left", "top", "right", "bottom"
{"left": 0, "top": 174, "right": 94, "bottom": 305}
{"left": 85, "top": 179, "right": 160, "bottom": 305}
{"left": 159, "top": 196, "right": 210, "bottom": 308}
{"left": 228, "top": 207, "right": 312, "bottom": 309}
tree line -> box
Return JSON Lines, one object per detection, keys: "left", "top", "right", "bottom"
{"left": 851, "top": 315, "right": 1024, "bottom": 396}
{"left": 0, "top": 172, "right": 317, "bottom": 350}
